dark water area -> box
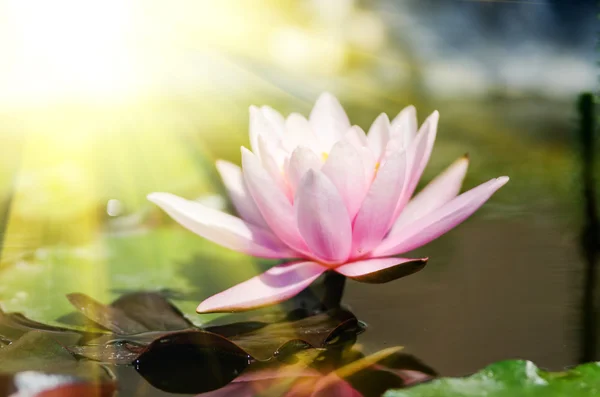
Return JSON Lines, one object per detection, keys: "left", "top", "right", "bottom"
{"left": 346, "top": 217, "right": 586, "bottom": 376}
{"left": 102, "top": 218, "right": 591, "bottom": 396}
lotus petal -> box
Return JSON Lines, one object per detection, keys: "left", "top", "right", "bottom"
{"left": 295, "top": 170, "right": 352, "bottom": 263}
{"left": 215, "top": 160, "right": 267, "bottom": 228}
{"left": 196, "top": 261, "right": 327, "bottom": 313}
{"left": 352, "top": 150, "right": 406, "bottom": 257}
{"left": 321, "top": 141, "right": 367, "bottom": 219}
{"left": 374, "top": 176, "right": 509, "bottom": 256}
{"left": 148, "top": 193, "right": 294, "bottom": 258}
{"left": 390, "top": 155, "right": 469, "bottom": 234}
{"left": 335, "top": 257, "right": 427, "bottom": 283}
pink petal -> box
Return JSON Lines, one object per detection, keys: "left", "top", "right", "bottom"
{"left": 260, "top": 105, "right": 286, "bottom": 136}
{"left": 367, "top": 113, "right": 390, "bottom": 160}
{"left": 249, "top": 106, "right": 281, "bottom": 157}
{"left": 286, "top": 146, "right": 322, "bottom": 194}
{"left": 359, "top": 146, "right": 377, "bottom": 184}
{"left": 147, "top": 193, "right": 294, "bottom": 258}
{"left": 309, "top": 92, "right": 350, "bottom": 148}
{"left": 257, "top": 135, "right": 291, "bottom": 198}
{"left": 321, "top": 141, "right": 367, "bottom": 219}
{"left": 393, "top": 111, "right": 439, "bottom": 219}
{"left": 344, "top": 125, "right": 368, "bottom": 148}
{"left": 196, "top": 261, "right": 327, "bottom": 313}
{"left": 335, "top": 256, "right": 428, "bottom": 284}
{"left": 390, "top": 155, "right": 469, "bottom": 235}
{"left": 242, "top": 147, "right": 310, "bottom": 255}
{"left": 282, "top": 113, "right": 321, "bottom": 153}
{"left": 215, "top": 160, "right": 267, "bottom": 228}
{"left": 295, "top": 169, "right": 353, "bottom": 263}
{"left": 351, "top": 150, "right": 407, "bottom": 257}
{"left": 374, "top": 176, "right": 509, "bottom": 257}
{"left": 390, "top": 105, "right": 417, "bottom": 147}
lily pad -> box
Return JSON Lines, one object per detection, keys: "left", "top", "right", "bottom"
{"left": 1, "top": 290, "right": 363, "bottom": 369}
{"left": 65, "top": 291, "right": 193, "bottom": 334}
{"left": 384, "top": 360, "right": 600, "bottom": 397}
{"left": 0, "top": 227, "right": 271, "bottom": 326}
{"left": 56, "top": 291, "right": 361, "bottom": 364}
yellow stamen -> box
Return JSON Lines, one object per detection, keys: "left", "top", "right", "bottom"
{"left": 321, "top": 152, "right": 329, "bottom": 162}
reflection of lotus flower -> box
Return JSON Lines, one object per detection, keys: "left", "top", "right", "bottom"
{"left": 149, "top": 93, "right": 508, "bottom": 313}
{"left": 196, "top": 347, "right": 434, "bottom": 397}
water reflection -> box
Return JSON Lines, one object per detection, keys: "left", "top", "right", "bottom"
{"left": 132, "top": 336, "right": 435, "bottom": 396}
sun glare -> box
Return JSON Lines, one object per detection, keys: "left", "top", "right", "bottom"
{"left": 0, "top": 0, "right": 137, "bottom": 104}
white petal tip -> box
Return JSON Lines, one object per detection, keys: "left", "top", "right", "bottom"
{"left": 376, "top": 112, "right": 391, "bottom": 123}
{"left": 497, "top": 176, "right": 510, "bottom": 185}
{"left": 196, "top": 302, "right": 213, "bottom": 313}
{"left": 147, "top": 192, "right": 167, "bottom": 204}
{"left": 318, "top": 91, "right": 336, "bottom": 100}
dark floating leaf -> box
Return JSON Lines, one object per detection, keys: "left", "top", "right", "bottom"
{"left": 67, "top": 293, "right": 147, "bottom": 334}
{"left": 61, "top": 292, "right": 362, "bottom": 365}
{"left": 216, "top": 308, "right": 362, "bottom": 361}
{"left": 110, "top": 291, "right": 193, "bottom": 331}
{"left": 133, "top": 331, "right": 252, "bottom": 394}
{"left": 129, "top": 307, "right": 362, "bottom": 394}
{"left": 383, "top": 360, "right": 600, "bottom": 397}
{"left": 66, "top": 291, "right": 193, "bottom": 335}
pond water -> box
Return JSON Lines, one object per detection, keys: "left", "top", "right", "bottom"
{"left": 1, "top": 212, "right": 590, "bottom": 396}
{"left": 94, "top": 217, "right": 587, "bottom": 397}
{"left": 0, "top": 96, "right": 596, "bottom": 396}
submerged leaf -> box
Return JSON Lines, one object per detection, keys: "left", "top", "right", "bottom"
{"left": 384, "top": 360, "right": 600, "bottom": 397}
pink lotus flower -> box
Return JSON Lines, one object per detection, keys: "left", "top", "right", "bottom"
{"left": 148, "top": 93, "right": 508, "bottom": 313}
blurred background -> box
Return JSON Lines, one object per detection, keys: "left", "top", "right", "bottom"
{"left": 0, "top": 0, "right": 597, "bottom": 377}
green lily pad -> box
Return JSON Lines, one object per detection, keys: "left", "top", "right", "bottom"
{"left": 0, "top": 227, "right": 272, "bottom": 326}
{"left": 384, "top": 360, "right": 600, "bottom": 397}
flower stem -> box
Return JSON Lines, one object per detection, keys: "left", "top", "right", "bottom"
{"left": 321, "top": 271, "right": 346, "bottom": 310}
